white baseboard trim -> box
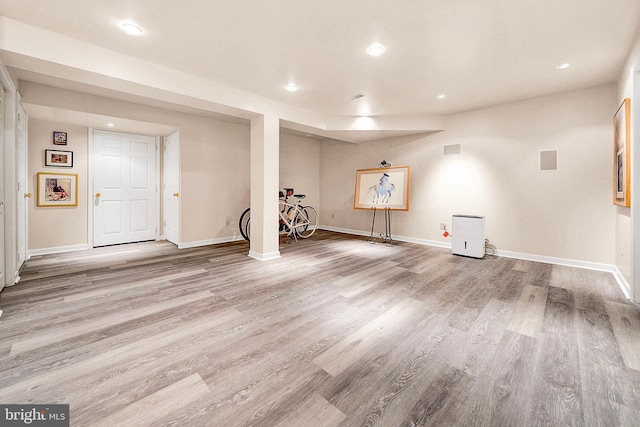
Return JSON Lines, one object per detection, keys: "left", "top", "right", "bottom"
{"left": 28, "top": 244, "right": 90, "bottom": 258}
{"left": 390, "top": 234, "right": 451, "bottom": 249}
{"left": 22, "top": 228, "right": 631, "bottom": 300}
{"left": 319, "top": 225, "right": 371, "bottom": 238}
{"left": 610, "top": 267, "right": 631, "bottom": 300}
{"left": 248, "top": 250, "right": 281, "bottom": 261}
{"left": 180, "top": 236, "right": 291, "bottom": 262}
{"left": 496, "top": 249, "right": 631, "bottom": 299}
{"left": 320, "top": 225, "right": 451, "bottom": 249}
{"left": 319, "top": 225, "right": 631, "bottom": 299}
{"left": 178, "top": 235, "right": 244, "bottom": 249}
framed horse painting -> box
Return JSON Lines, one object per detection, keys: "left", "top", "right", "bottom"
{"left": 354, "top": 166, "right": 410, "bottom": 210}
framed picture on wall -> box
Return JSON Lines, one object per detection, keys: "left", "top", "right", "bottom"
{"left": 354, "top": 166, "right": 410, "bottom": 210}
{"left": 53, "top": 131, "right": 67, "bottom": 145}
{"left": 613, "top": 98, "right": 630, "bottom": 207}
{"left": 37, "top": 172, "right": 78, "bottom": 207}
{"left": 45, "top": 149, "right": 73, "bottom": 167}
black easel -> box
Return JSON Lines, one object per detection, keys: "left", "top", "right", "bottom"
{"left": 368, "top": 207, "right": 393, "bottom": 245}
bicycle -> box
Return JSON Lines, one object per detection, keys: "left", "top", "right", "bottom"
{"left": 239, "top": 188, "right": 318, "bottom": 241}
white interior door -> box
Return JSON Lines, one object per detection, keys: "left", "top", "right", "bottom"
{"left": 16, "top": 102, "right": 27, "bottom": 270}
{"left": 93, "top": 130, "right": 158, "bottom": 247}
{"left": 0, "top": 85, "right": 5, "bottom": 290}
{"left": 163, "top": 131, "right": 180, "bottom": 245}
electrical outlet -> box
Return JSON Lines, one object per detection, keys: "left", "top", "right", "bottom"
{"left": 439, "top": 223, "right": 446, "bottom": 230}
{"left": 332, "top": 213, "right": 335, "bottom": 219}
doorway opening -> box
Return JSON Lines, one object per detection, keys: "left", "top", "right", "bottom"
{"left": 90, "top": 130, "right": 159, "bottom": 247}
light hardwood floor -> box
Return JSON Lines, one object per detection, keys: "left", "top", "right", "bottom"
{"left": 1, "top": 231, "right": 639, "bottom": 426}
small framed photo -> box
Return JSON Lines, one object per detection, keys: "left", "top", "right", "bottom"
{"left": 53, "top": 131, "right": 67, "bottom": 145}
{"left": 37, "top": 172, "right": 78, "bottom": 207}
{"left": 45, "top": 149, "right": 73, "bottom": 167}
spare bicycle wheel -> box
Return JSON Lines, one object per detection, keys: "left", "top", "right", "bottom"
{"left": 239, "top": 208, "right": 251, "bottom": 241}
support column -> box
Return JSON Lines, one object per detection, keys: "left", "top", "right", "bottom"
{"left": 249, "top": 114, "right": 281, "bottom": 261}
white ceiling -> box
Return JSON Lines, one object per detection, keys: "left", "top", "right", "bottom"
{"left": 1, "top": 0, "right": 639, "bottom": 141}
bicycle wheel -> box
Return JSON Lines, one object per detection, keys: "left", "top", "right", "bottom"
{"left": 239, "top": 208, "right": 250, "bottom": 241}
{"left": 294, "top": 206, "right": 318, "bottom": 238}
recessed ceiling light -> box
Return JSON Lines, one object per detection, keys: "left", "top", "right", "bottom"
{"left": 122, "top": 22, "right": 143, "bottom": 36}
{"left": 355, "top": 116, "right": 376, "bottom": 129}
{"left": 285, "top": 83, "right": 299, "bottom": 92}
{"left": 436, "top": 94, "right": 446, "bottom": 99}
{"left": 107, "top": 123, "right": 115, "bottom": 127}
{"left": 367, "top": 44, "right": 385, "bottom": 56}
{"left": 555, "top": 63, "right": 570, "bottom": 70}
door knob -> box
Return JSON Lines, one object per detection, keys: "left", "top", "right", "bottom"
{"left": 24, "top": 193, "right": 31, "bottom": 198}
{"left": 95, "top": 193, "right": 101, "bottom": 198}
{"left": 173, "top": 193, "right": 179, "bottom": 197}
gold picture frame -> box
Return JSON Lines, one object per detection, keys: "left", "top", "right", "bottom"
{"left": 613, "top": 98, "right": 631, "bottom": 207}
{"left": 354, "top": 166, "right": 410, "bottom": 211}
{"left": 37, "top": 172, "right": 78, "bottom": 207}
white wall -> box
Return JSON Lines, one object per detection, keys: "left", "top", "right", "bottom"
{"left": 178, "top": 116, "right": 250, "bottom": 243}
{"left": 27, "top": 121, "right": 88, "bottom": 249}
{"left": 23, "top": 83, "right": 321, "bottom": 251}
{"left": 321, "top": 85, "right": 617, "bottom": 265}
{"left": 616, "top": 29, "right": 640, "bottom": 300}
{"left": 1, "top": 61, "right": 21, "bottom": 286}
{"left": 20, "top": 80, "right": 623, "bottom": 272}
{"left": 615, "top": 58, "right": 634, "bottom": 289}
{"left": 22, "top": 84, "right": 252, "bottom": 249}
{"left": 280, "top": 133, "right": 320, "bottom": 211}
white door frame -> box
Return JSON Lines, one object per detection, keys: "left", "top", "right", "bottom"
{"left": 632, "top": 65, "right": 640, "bottom": 303}
{"left": 1, "top": 59, "right": 18, "bottom": 288}
{"left": 0, "top": 82, "right": 5, "bottom": 293}
{"left": 163, "top": 131, "right": 180, "bottom": 245}
{"left": 88, "top": 128, "right": 161, "bottom": 248}
{"left": 16, "top": 98, "right": 28, "bottom": 275}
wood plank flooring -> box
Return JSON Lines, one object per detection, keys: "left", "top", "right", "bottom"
{"left": 1, "top": 230, "right": 639, "bottom": 426}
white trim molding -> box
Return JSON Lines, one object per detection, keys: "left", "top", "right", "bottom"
{"left": 611, "top": 267, "right": 632, "bottom": 300}
{"left": 178, "top": 235, "right": 244, "bottom": 249}
{"left": 321, "top": 225, "right": 450, "bottom": 249}
{"left": 496, "top": 249, "right": 631, "bottom": 300}
{"left": 248, "top": 250, "right": 281, "bottom": 262}
{"left": 319, "top": 225, "right": 632, "bottom": 300}
{"left": 28, "top": 244, "right": 90, "bottom": 257}
{"left": 22, "top": 226, "right": 631, "bottom": 300}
